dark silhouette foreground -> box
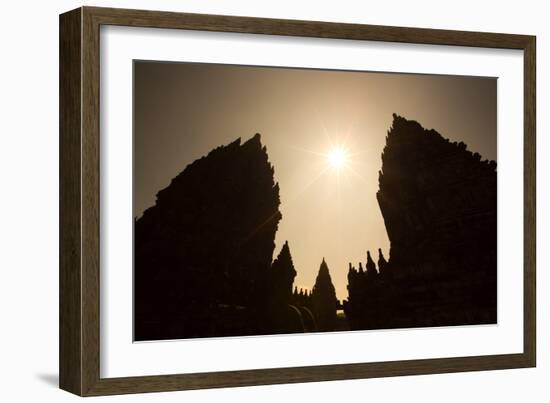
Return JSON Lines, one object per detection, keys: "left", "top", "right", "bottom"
{"left": 135, "top": 134, "right": 319, "bottom": 340}
{"left": 135, "top": 114, "right": 497, "bottom": 341}
{"left": 344, "top": 114, "right": 497, "bottom": 329}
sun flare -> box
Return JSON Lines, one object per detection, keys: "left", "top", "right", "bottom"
{"left": 327, "top": 147, "right": 349, "bottom": 169}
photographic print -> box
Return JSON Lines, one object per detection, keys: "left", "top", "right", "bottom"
{"left": 133, "top": 61, "right": 497, "bottom": 342}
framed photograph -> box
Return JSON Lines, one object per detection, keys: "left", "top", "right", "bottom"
{"left": 59, "top": 6, "right": 536, "bottom": 396}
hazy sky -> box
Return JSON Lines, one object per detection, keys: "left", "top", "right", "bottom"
{"left": 134, "top": 61, "right": 496, "bottom": 300}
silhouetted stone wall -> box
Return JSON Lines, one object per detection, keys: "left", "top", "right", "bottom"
{"left": 134, "top": 134, "right": 284, "bottom": 340}
{"left": 345, "top": 115, "right": 497, "bottom": 330}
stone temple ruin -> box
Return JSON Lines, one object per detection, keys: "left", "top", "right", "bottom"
{"left": 135, "top": 114, "right": 497, "bottom": 340}
{"left": 134, "top": 134, "right": 336, "bottom": 340}
{"left": 344, "top": 114, "right": 497, "bottom": 329}
{"left": 134, "top": 134, "right": 283, "bottom": 340}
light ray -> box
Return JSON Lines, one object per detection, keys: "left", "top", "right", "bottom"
{"left": 287, "top": 145, "right": 327, "bottom": 158}
{"left": 345, "top": 164, "right": 371, "bottom": 186}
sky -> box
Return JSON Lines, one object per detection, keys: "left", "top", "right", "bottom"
{"left": 133, "top": 61, "right": 497, "bottom": 300}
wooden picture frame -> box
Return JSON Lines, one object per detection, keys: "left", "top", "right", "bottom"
{"left": 59, "top": 6, "right": 536, "bottom": 396}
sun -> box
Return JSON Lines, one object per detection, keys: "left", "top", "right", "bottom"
{"left": 327, "top": 147, "right": 349, "bottom": 169}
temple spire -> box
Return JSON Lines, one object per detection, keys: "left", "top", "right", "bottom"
{"left": 311, "top": 258, "right": 338, "bottom": 331}
{"left": 270, "top": 241, "right": 297, "bottom": 304}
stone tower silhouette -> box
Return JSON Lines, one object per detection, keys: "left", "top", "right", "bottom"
{"left": 346, "top": 114, "right": 497, "bottom": 329}
{"left": 134, "top": 134, "right": 282, "bottom": 340}
{"left": 270, "top": 241, "right": 297, "bottom": 304}
{"left": 311, "top": 258, "right": 338, "bottom": 331}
